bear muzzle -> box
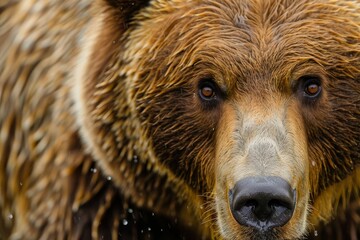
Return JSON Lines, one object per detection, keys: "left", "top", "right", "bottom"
{"left": 229, "top": 176, "right": 296, "bottom": 232}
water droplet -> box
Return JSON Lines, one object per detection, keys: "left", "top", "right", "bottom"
{"left": 151, "top": 212, "right": 155, "bottom": 216}
{"left": 160, "top": 228, "right": 163, "bottom": 232}
{"left": 122, "top": 219, "right": 128, "bottom": 226}
{"left": 107, "top": 176, "right": 112, "bottom": 181}
{"left": 148, "top": 227, "right": 151, "bottom": 231}
{"left": 314, "top": 230, "right": 318, "bottom": 236}
{"left": 90, "top": 168, "right": 97, "bottom": 173}
{"left": 312, "top": 161, "right": 316, "bottom": 166}
{"left": 19, "top": 182, "right": 23, "bottom": 186}
{"left": 140, "top": 229, "right": 144, "bottom": 234}
{"left": 128, "top": 208, "right": 133, "bottom": 214}
{"left": 8, "top": 214, "right": 13, "bottom": 220}
{"left": 133, "top": 155, "right": 138, "bottom": 163}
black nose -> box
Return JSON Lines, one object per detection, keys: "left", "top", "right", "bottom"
{"left": 229, "top": 176, "right": 296, "bottom": 231}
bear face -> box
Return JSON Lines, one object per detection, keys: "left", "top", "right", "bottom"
{"left": 2, "top": 0, "right": 359, "bottom": 239}
{"left": 75, "top": 0, "right": 360, "bottom": 239}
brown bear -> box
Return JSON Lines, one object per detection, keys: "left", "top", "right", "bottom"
{"left": 0, "top": 0, "right": 360, "bottom": 239}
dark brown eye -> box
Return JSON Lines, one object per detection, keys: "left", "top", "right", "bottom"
{"left": 199, "top": 80, "right": 218, "bottom": 101}
{"left": 304, "top": 81, "right": 321, "bottom": 97}
{"left": 198, "top": 79, "right": 224, "bottom": 110}
{"left": 200, "top": 85, "right": 215, "bottom": 99}
{"left": 294, "top": 75, "right": 323, "bottom": 105}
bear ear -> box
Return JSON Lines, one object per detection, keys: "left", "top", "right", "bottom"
{"left": 74, "top": 0, "right": 154, "bottom": 172}
{"left": 102, "top": 0, "right": 152, "bottom": 24}
{"left": 76, "top": 0, "right": 152, "bottom": 94}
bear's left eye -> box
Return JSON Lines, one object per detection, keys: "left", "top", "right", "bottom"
{"left": 294, "top": 75, "right": 323, "bottom": 105}
{"left": 304, "top": 80, "right": 321, "bottom": 97}
{"left": 295, "top": 76, "right": 322, "bottom": 102}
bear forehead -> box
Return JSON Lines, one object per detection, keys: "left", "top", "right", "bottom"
{"left": 125, "top": 0, "right": 358, "bottom": 92}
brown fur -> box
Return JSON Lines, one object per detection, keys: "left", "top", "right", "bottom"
{"left": 0, "top": 0, "right": 360, "bottom": 239}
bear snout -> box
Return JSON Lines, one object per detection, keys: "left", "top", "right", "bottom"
{"left": 215, "top": 102, "right": 310, "bottom": 239}
{"left": 228, "top": 176, "right": 296, "bottom": 232}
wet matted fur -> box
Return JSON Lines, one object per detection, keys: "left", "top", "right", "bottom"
{"left": 0, "top": 0, "right": 360, "bottom": 239}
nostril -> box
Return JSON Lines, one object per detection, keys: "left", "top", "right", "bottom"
{"left": 244, "top": 199, "right": 257, "bottom": 208}
{"left": 269, "top": 199, "right": 288, "bottom": 208}
{"left": 269, "top": 199, "right": 292, "bottom": 212}
{"left": 229, "top": 176, "right": 296, "bottom": 231}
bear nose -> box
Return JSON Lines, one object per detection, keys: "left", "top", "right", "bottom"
{"left": 229, "top": 176, "right": 296, "bottom": 231}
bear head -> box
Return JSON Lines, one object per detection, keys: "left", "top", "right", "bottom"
{"left": 73, "top": 0, "right": 360, "bottom": 239}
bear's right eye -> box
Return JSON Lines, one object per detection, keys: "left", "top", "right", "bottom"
{"left": 199, "top": 84, "right": 216, "bottom": 100}
{"left": 198, "top": 79, "right": 223, "bottom": 110}
{"left": 198, "top": 80, "right": 219, "bottom": 101}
